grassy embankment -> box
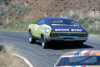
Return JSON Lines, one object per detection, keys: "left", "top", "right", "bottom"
{"left": 0, "top": 11, "right": 100, "bottom": 34}
{"left": 0, "top": 1, "right": 31, "bottom": 31}
{"left": 0, "top": 1, "right": 100, "bottom": 34}
{"left": 0, "top": 45, "right": 29, "bottom": 67}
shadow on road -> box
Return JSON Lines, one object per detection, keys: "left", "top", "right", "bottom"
{"left": 46, "top": 42, "right": 94, "bottom": 50}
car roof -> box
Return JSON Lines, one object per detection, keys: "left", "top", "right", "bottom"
{"left": 42, "top": 17, "right": 74, "bottom": 20}
{"left": 61, "top": 50, "right": 100, "bottom": 57}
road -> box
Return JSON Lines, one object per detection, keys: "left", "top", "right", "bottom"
{"left": 0, "top": 30, "right": 100, "bottom": 67}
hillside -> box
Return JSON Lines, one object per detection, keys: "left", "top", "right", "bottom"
{"left": 0, "top": 0, "right": 100, "bottom": 34}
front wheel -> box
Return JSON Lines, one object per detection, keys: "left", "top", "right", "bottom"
{"left": 29, "top": 36, "right": 36, "bottom": 44}
{"left": 75, "top": 42, "right": 83, "bottom": 48}
{"left": 29, "top": 30, "right": 36, "bottom": 44}
{"left": 41, "top": 36, "right": 48, "bottom": 49}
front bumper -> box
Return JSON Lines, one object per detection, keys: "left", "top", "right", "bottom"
{"left": 47, "top": 36, "right": 88, "bottom": 42}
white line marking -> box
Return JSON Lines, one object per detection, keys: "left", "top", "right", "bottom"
{"left": 14, "top": 54, "right": 33, "bottom": 67}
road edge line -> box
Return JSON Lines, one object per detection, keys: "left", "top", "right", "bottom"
{"left": 14, "top": 54, "right": 33, "bottom": 67}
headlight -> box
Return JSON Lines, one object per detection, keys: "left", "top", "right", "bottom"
{"left": 45, "top": 28, "right": 50, "bottom": 33}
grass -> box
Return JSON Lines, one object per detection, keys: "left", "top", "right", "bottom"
{"left": 0, "top": 20, "right": 3, "bottom": 25}
{"left": 0, "top": 44, "right": 29, "bottom": 67}
{"left": 0, "top": 0, "right": 100, "bottom": 35}
{"left": 0, "top": 19, "right": 39, "bottom": 31}
{"left": 0, "top": 13, "right": 100, "bottom": 35}
{"left": 0, "top": 3, "right": 100, "bottom": 35}
{"left": 70, "top": 11, "right": 100, "bottom": 35}
{"left": 16, "top": 7, "right": 31, "bottom": 16}
{"left": 0, "top": 1, "right": 31, "bottom": 17}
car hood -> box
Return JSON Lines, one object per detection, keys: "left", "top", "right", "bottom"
{"left": 55, "top": 65, "right": 100, "bottom": 67}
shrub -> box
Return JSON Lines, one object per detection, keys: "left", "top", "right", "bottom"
{"left": 16, "top": 7, "right": 31, "bottom": 16}
{"left": 0, "top": 20, "right": 3, "bottom": 25}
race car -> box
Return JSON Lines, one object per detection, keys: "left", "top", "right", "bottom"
{"left": 28, "top": 17, "right": 88, "bottom": 48}
{"left": 54, "top": 50, "right": 100, "bottom": 67}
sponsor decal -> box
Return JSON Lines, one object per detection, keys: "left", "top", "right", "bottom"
{"left": 55, "top": 29, "right": 82, "bottom": 32}
{"left": 85, "top": 50, "right": 93, "bottom": 55}
{"left": 55, "top": 29, "right": 70, "bottom": 31}
{"left": 71, "top": 29, "right": 82, "bottom": 32}
{"left": 75, "top": 50, "right": 83, "bottom": 55}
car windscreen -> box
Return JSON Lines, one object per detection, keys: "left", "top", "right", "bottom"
{"left": 57, "top": 56, "right": 100, "bottom": 66}
{"left": 49, "top": 19, "right": 79, "bottom": 26}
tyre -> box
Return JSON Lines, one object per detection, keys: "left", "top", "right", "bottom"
{"left": 41, "top": 36, "right": 48, "bottom": 49}
{"left": 29, "top": 30, "right": 36, "bottom": 44}
{"left": 75, "top": 42, "right": 83, "bottom": 48}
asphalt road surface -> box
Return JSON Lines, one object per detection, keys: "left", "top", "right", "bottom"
{"left": 0, "top": 30, "right": 100, "bottom": 67}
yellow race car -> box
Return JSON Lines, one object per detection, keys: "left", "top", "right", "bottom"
{"left": 54, "top": 50, "right": 100, "bottom": 67}
{"left": 28, "top": 17, "right": 88, "bottom": 48}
